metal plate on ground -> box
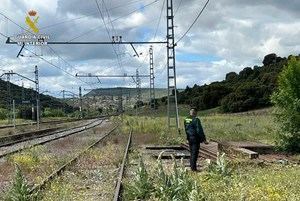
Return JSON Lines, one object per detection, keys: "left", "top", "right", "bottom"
{"left": 220, "top": 141, "right": 274, "bottom": 154}
{"left": 143, "top": 145, "right": 190, "bottom": 159}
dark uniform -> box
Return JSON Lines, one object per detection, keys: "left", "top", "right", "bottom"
{"left": 184, "top": 116, "right": 206, "bottom": 171}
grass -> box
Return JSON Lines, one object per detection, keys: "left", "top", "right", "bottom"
{"left": 121, "top": 106, "right": 277, "bottom": 145}
{"left": 121, "top": 105, "right": 299, "bottom": 201}
{"left": 124, "top": 152, "right": 300, "bottom": 201}
{"left": 194, "top": 163, "right": 300, "bottom": 201}
{"left": 201, "top": 113, "right": 277, "bottom": 144}
{"left": 40, "top": 132, "right": 126, "bottom": 200}
{"left": 123, "top": 156, "right": 203, "bottom": 201}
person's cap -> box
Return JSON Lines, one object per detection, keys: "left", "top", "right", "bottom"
{"left": 190, "top": 108, "right": 198, "bottom": 112}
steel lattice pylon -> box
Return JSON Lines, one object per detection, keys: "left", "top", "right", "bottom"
{"left": 149, "top": 46, "right": 155, "bottom": 109}
{"left": 136, "top": 69, "right": 141, "bottom": 102}
{"left": 6, "top": 73, "right": 12, "bottom": 124}
{"left": 167, "top": 0, "right": 179, "bottom": 130}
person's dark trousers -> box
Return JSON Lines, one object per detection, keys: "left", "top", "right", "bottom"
{"left": 188, "top": 139, "right": 200, "bottom": 171}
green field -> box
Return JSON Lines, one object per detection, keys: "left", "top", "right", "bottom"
{"left": 120, "top": 105, "right": 277, "bottom": 145}
{"left": 119, "top": 105, "right": 300, "bottom": 201}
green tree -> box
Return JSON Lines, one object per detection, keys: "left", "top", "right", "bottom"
{"left": 271, "top": 57, "right": 300, "bottom": 152}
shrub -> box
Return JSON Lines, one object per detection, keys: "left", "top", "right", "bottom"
{"left": 271, "top": 56, "right": 300, "bottom": 152}
{"left": 125, "top": 156, "right": 204, "bottom": 201}
{"left": 43, "top": 108, "right": 65, "bottom": 117}
{"left": 124, "top": 158, "right": 154, "bottom": 200}
{"left": 207, "top": 152, "right": 231, "bottom": 177}
{"left": 5, "top": 165, "right": 37, "bottom": 201}
{"left": 0, "top": 108, "right": 8, "bottom": 119}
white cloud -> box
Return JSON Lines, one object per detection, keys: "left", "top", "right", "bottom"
{"left": 0, "top": 0, "right": 299, "bottom": 95}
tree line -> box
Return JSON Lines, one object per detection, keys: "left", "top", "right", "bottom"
{"left": 178, "top": 53, "right": 300, "bottom": 113}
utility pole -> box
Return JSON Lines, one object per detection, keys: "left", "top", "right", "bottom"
{"left": 1, "top": 69, "right": 40, "bottom": 128}
{"left": 21, "top": 82, "right": 25, "bottom": 102}
{"left": 149, "top": 46, "right": 155, "bottom": 110}
{"left": 13, "top": 100, "right": 16, "bottom": 129}
{"left": 6, "top": 73, "right": 12, "bottom": 124}
{"left": 136, "top": 69, "right": 142, "bottom": 103}
{"left": 79, "top": 86, "right": 83, "bottom": 118}
{"left": 35, "top": 66, "right": 40, "bottom": 129}
{"left": 62, "top": 90, "right": 66, "bottom": 114}
{"left": 136, "top": 69, "right": 142, "bottom": 113}
{"left": 118, "top": 88, "right": 123, "bottom": 114}
{"left": 167, "top": 0, "right": 179, "bottom": 131}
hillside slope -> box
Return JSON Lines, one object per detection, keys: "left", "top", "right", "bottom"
{"left": 85, "top": 87, "right": 169, "bottom": 101}
{"left": 0, "top": 79, "right": 72, "bottom": 111}
{"left": 178, "top": 54, "right": 300, "bottom": 112}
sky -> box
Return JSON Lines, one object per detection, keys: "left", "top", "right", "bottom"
{"left": 0, "top": 0, "right": 299, "bottom": 96}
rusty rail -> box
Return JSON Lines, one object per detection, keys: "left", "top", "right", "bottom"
{"left": 29, "top": 125, "right": 118, "bottom": 194}
{"left": 0, "top": 118, "right": 105, "bottom": 158}
{"left": 113, "top": 130, "right": 132, "bottom": 201}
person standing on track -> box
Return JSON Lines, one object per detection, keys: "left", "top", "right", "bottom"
{"left": 184, "top": 108, "right": 208, "bottom": 171}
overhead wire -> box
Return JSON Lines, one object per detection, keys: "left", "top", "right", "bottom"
{"left": 174, "top": 0, "right": 183, "bottom": 16}
{"left": 0, "top": 32, "right": 90, "bottom": 88}
{"left": 101, "top": 0, "right": 128, "bottom": 85}
{"left": 39, "top": 0, "right": 148, "bottom": 30}
{"left": 136, "top": 0, "right": 165, "bottom": 74}
{"left": 0, "top": 12, "right": 92, "bottom": 87}
{"left": 68, "top": 0, "right": 159, "bottom": 42}
{"left": 176, "top": 0, "right": 210, "bottom": 44}
{"left": 95, "top": 0, "right": 124, "bottom": 74}
{"left": 1, "top": 0, "right": 169, "bottom": 90}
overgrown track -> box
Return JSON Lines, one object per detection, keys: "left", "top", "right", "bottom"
{"left": 0, "top": 127, "right": 62, "bottom": 147}
{"left": 0, "top": 119, "right": 79, "bottom": 130}
{"left": 0, "top": 118, "right": 105, "bottom": 158}
{"left": 114, "top": 130, "right": 132, "bottom": 201}
{"left": 29, "top": 125, "right": 119, "bottom": 195}
{"left": 0, "top": 115, "right": 113, "bottom": 130}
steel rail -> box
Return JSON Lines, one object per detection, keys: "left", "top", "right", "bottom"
{"left": 0, "top": 114, "right": 113, "bottom": 129}
{"left": 0, "top": 127, "right": 61, "bottom": 147}
{"left": 29, "top": 125, "right": 119, "bottom": 194}
{"left": 113, "top": 129, "right": 132, "bottom": 201}
{"left": 0, "top": 118, "right": 104, "bottom": 158}
{"left": 0, "top": 118, "right": 100, "bottom": 148}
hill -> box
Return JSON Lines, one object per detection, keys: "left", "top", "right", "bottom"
{"left": 0, "top": 79, "right": 73, "bottom": 113}
{"left": 178, "top": 54, "right": 300, "bottom": 113}
{"left": 85, "top": 87, "right": 169, "bottom": 101}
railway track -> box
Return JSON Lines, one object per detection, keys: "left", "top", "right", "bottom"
{"left": 0, "top": 119, "right": 79, "bottom": 130}
{"left": 0, "top": 114, "right": 113, "bottom": 130}
{"left": 0, "top": 119, "right": 116, "bottom": 198}
{"left": 29, "top": 126, "right": 119, "bottom": 195}
{"left": 28, "top": 128, "right": 132, "bottom": 201}
{"left": 114, "top": 130, "right": 132, "bottom": 201}
{"left": 0, "top": 118, "right": 104, "bottom": 158}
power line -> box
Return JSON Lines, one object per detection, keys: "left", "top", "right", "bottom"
{"left": 176, "top": 0, "right": 210, "bottom": 44}
{"left": 0, "top": 13, "right": 92, "bottom": 87}
{"left": 174, "top": 0, "right": 183, "bottom": 15}
{"left": 101, "top": 0, "right": 126, "bottom": 70}
{"left": 95, "top": 0, "right": 124, "bottom": 72}
{"left": 39, "top": 0, "right": 148, "bottom": 30}
{"left": 0, "top": 32, "right": 90, "bottom": 87}
{"left": 69, "top": 0, "right": 159, "bottom": 41}
{"left": 154, "top": 0, "right": 166, "bottom": 40}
